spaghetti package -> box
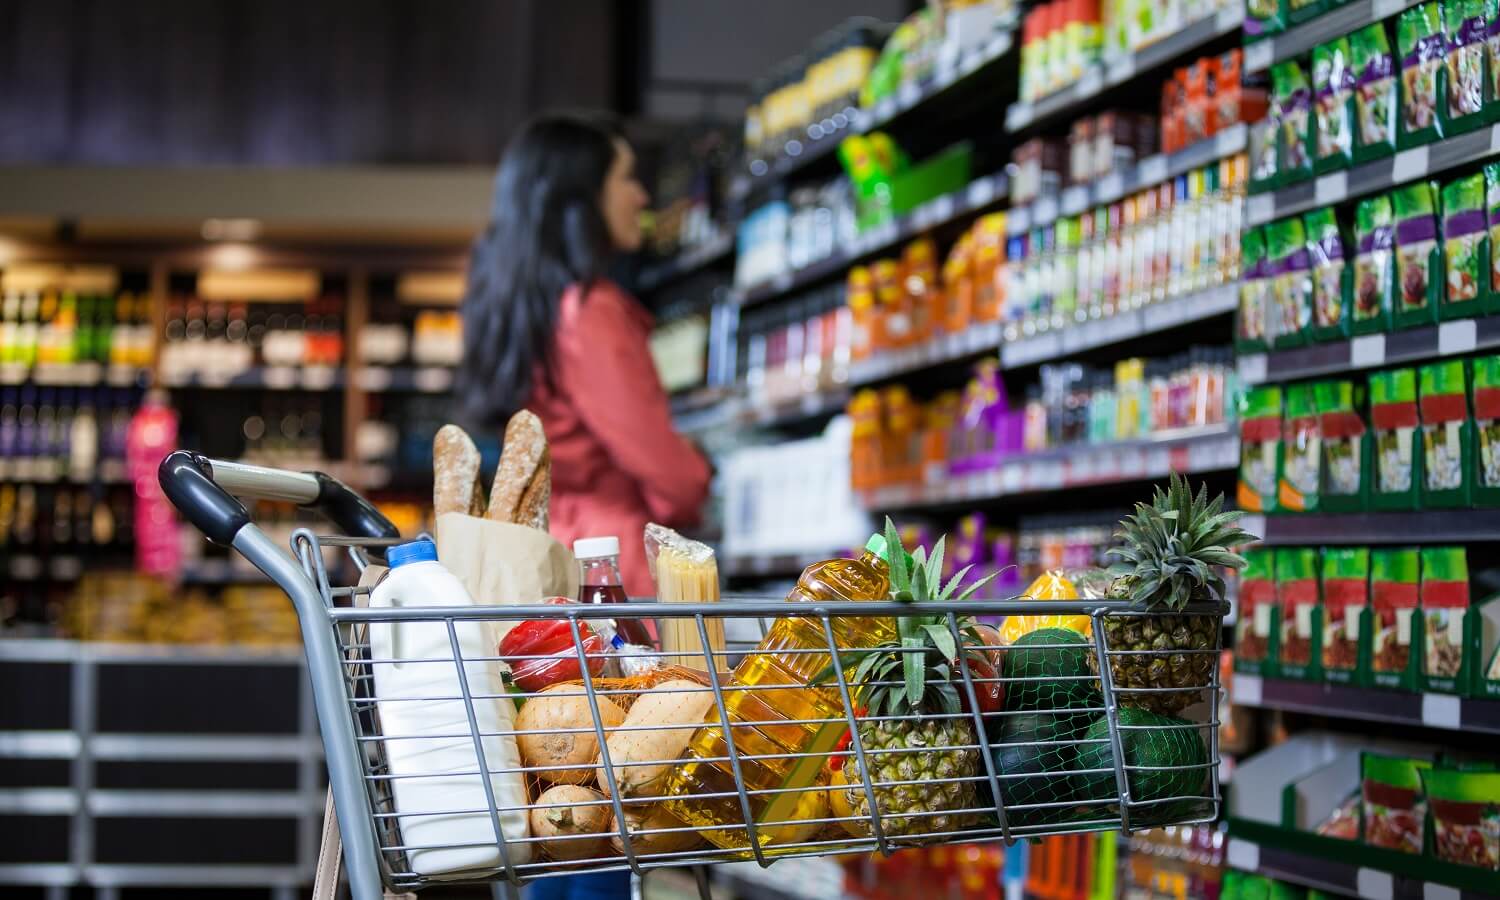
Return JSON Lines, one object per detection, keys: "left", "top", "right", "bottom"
{"left": 644, "top": 523, "right": 728, "bottom": 670}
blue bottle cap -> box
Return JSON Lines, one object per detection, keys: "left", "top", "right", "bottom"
{"left": 386, "top": 539, "right": 438, "bottom": 568}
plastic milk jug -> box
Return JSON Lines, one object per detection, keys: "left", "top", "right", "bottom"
{"left": 369, "top": 539, "right": 530, "bottom": 875}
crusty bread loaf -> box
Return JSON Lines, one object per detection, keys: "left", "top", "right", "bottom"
{"left": 515, "top": 449, "right": 551, "bottom": 531}
{"left": 487, "top": 410, "right": 548, "bottom": 524}
{"left": 433, "top": 425, "right": 485, "bottom": 517}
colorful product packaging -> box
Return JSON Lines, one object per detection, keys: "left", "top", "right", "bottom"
{"left": 1239, "top": 386, "right": 1285, "bottom": 513}
{"left": 1280, "top": 383, "right": 1322, "bottom": 512}
{"left": 1277, "top": 546, "right": 1322, "bottom": 679}
{"left": 1474, "top": 353, "right": 1500, "bottom": 505}
{"left": 1313, "top": 37, "right": 1356, "bottom": 173}
{"left": 1321, "top": 546, "right": 1369, "bottom": 684}
{"left": 1352, "top": 23, "right": 1399, "bottom": 162}
{"left": 1250, "top": 105, "right": 1281, "bottom": 193}
{"left": 1238, "top": 226, "right": 1271, "bottom": 352}
{"left": 1236, "top": 547, "right": 1279, "bottom": 674}
{"left": 1272, "top": 60, "right": 1315, "bottom": 184}
{"left": 1421, "top": 546, "right": 1471, "bottom": 692}
{"left": 1488, "top": 163, "right": 1500, "bottom": 314}
{"left": 1421, "top": 768, "right": 1500, "bottom": 870}
{"left": 1397, "top": 4, "right": 1447, "bottom": 147}
{"left": 1392, "top": 181, "right": 1444, "bottom": 329}
{"left": 1269, "top": 216, "right": 1314, "bottom": 348}
{"left": 1353, "top": 194, "right": 1397, "bottom": 333}
{"left": 1306, "top": 207, "right": 1352, "bottom": 340}
{"left": 1361, "top": 752, "right": 1432, "bottom": 854}
{"left": 1371, "top": 368, "right": 1423, "bottom": 509}
{"left": 1443, "top": 0, "right": 1491, "bottom": 134}
{"left": 1246, "top": 0, "right": 1288, "bottom": 41}
{"left": 1370, "top": 547, "right": 1421, "bottom": 689}
{"left": 1442, "top": 172, "right": 1490, "bottom": 318}
{"left": 1288, "top": 0, "right": 1324, "bottom": 26}
{"left": 1317, "top": 379, "right": 1370, "bottom": 511}
{"left": 1419, "top": 358, "right": 1475, "bottom": 507}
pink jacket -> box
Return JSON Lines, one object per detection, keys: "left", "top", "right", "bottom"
{"left": 528, "top": 280, "right": 711, "bottom": 596}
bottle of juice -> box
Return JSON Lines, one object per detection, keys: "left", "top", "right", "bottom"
{"left": 661, "top": 536, "right": 897, "bottom": 849}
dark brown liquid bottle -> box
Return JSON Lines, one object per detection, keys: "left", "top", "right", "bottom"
{"left": 574, "top": 536, "right": 655, "bottom": 648}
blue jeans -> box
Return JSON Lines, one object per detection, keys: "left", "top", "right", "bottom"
{"left": 527, "top": 871, "right": 632, "bottom": 900}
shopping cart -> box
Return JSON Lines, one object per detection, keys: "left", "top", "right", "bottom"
{"left": 159, "top": 451, "right": 1226, "bottom": 900}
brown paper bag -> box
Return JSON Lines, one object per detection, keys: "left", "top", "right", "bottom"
{"left": 432, "top": 512, "right": 578, "bottom": 643}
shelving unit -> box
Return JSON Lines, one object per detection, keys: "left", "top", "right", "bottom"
{"left": 1226, "top": 828, "right": 1500, "bottom": 900}
{"left": 1238, "top": 317, "right": 1500, "bottom": 385}
{"left": 1231, "top": 673, "right": 1500, "bottom": 733}
{"left": 1240, "top": 510, "right": 1500, "bottom": 545}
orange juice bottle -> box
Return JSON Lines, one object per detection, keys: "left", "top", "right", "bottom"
{"left": 972, "top": 214, "right": 1007, "bottom": 321}
{"left": 902, "top": 237, "right": 939, "bottom": 345}
{"left": 871, "top": 258, "right": 907, "bottom": 349}
{"left": 847, "top": 389, "right": 883, "bottom": 491}
{"left": 943, "top": 231, "right": 975, "bottom": 333}
{"left": 846, "top": 266, "right": 876, "bottom": 360}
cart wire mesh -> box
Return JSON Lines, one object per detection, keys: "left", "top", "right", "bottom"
{"left": 291, "top": 529, "right": 1223, "bottom": 893}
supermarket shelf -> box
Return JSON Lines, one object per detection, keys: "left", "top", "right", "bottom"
{"left": 861, "top": 424, "right": 1238, "bottom": 511}
{"left": 635, "top": 232, "right": 735, "bottom": 294}
{"left": 1238, "top": 315, "right": 1500, "bottom": 385}
{"left": 734, "top": 171, "right": 1008, "bottom": 307}
{"left": 1242, "top": 510, "right": 1500, "bottom": 545}
{"left": 0, "top": 362, "right": 148, "bottom": 387}
{"left": 160, "top": 365, "right": 344, "bottom": 391}
{"left": 1010, "top": 125, "right": 1248, "bottom": 236}
{"left": 1243, "top": 0, "right": 1425, "bottom": 74}
{"left": 732, "top": 27, "right": 1017, "bottom": 199}
{"left": 352, "top": 364, "right": 455, "bottom": 393}
{"left": 1005, "top": 8, "right": 1244, "bottom": 133}
{"left": 1246, "top": 124, "right": 1500, "bottom": 227}
{"left": 0, "top": 459, "right": 128, "bottom": 484}
{"left": 1231, "top": 673, "right": 1500, "bottom": 734}
{"left": 849, "top": 320, "right": 1003, "bottom": 385}
{"left": 1002, "top": 283, "right": 1239, "bottom": 368}
{"left": 738, "top": 388, "right": 850, "bottom": 428}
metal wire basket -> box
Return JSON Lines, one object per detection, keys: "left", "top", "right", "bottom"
{"left": 158, "top": 452, "right": 1224, "bottom": 900}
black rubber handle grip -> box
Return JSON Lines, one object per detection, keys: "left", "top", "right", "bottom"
{"left": 308, "top": 471, "right": 400, "bottom": 545}
{"left": 158, "top": 451, "right": 252, "bottom": 547}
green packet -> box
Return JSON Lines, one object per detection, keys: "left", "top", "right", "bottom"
{"left": 1442, "top": 172, "right": 1489, "bottom": 318}
{"left": 1442, "top": 0, "right": 1490, "bottom": 135}
{"left": 1419, "top": 358, "right": 1474, "bottom": 507}
{"left": 1277, "top": 545, "right": 1322, "bottom": 677}
{"left": 1420, "top": 767, "right": 1500, "bottom": 870}
{"left": 1280, "top": 383, "right": 1321, "bottom": 512}
{"left": 1397, "top": 3, "right": 1446, "bottom": 148}
{"left": 1393, "top": 181, "right": 1443, "bottom": 329}
{"left": 1236, "top": 547, "right": 1278, "bottom": 669}
{"left": 1320, "top": 546, "right": 1369, "bottom": 678}
{"left": 1273, "top": 61, "right": 1315, "bottom": 184}
{"left": 1488, "top": 163, "right": 1500, "bottom": 315}
{"left": 1246, "top": 0, "right": 1288, "bottom": 42}
{"left": 1313, "top": 38, "right": 1356, "bottom": 173}
{"left": 1240, "top": 385, "right": 1285, "bottom": 513}
{"left": 1353, "top": 194, "right": 1396, "bottom": 333}
{"left": 1370, "top": 548, "right": 1420, "bottom": 685}
{"left": 1269, "top": 216, "right": 1314, "bottom": 347}
{"left": 1307, "top": 207, "right": 1352, "bottom": 340}
{"left": 1361, "top": 752, "right": 1433, "bottom": 854}
{"left": 1316, "top": 379, "right": 1368, "bottom": 510}
{"left": 1239, "top": 227, "right": 1271, "bottom": 352}
{"left": 1475, "top": 353, "right": 1500, "bottom": 504}
{"left": 1421, "top": 546, "right": 1470, "bottom": 691}
{"left": 1351, "top": 23, "right": 1398, "bottom": 163}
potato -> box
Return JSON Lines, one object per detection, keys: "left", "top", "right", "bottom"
{"left": 516, "top": 684, "right": 626, "bottom": 785}
{"left": 531, "top": 784, "right": 610, "bottom": 861}
{"left": 596, "top": 679, "right": 713, "bottom": 798}
{"left": 609, "top": 801, "right": 703, "bottom": 856}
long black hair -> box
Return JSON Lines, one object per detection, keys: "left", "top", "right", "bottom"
{"left": 458, "top": 113, "right": 623, "bottom": 428}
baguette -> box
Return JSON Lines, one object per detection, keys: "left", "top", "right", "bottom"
{"left": 433, "top": 425, "right": 485, "bottom": 517}
{"left": 515, "top": 449, "right": 551, "bottom": 531}
{"left": 487, "top": 410, "right": 548, "bottom": 524}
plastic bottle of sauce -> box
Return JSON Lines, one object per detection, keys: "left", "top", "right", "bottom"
{"left": 575, "top": 536, "right": 655, "bottom": 648}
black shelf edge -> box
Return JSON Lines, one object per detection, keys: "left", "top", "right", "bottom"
{"left": 737, "top": 388, "right": 850, "bottom": 428}
{"left": 863, "top": 426, "right": 1237, "bottom": 511}
{"left": 635, "top": 233, "right": 735, "bottom": 295}
{"left": 1231, "top": 673, "right": 1500, "bottom": 734}
{"left": 1242, "top": 509, "right": 1500, "bottom": 545}
{"left": 733, "top": 171, "right": 1009, "bottom": 308}
{"left": 1005, "top": 8, "right": 1244, "bottom": 133}
{"left": 1238, "top": 315, "right": 1500, "bottom": 386}
{"left": 1011, "top": 125, "right": 1247, "bottom": 235}
{"left": 160, "top": 366, "right": 345, "bottom": 391}
{"left": 1246, "top": 125, "right": 1499, "bottom": 228}
{"left": 1003, "top": 284, "right": 1239, "bottom": 368}
{"left": 1244, "top": 0, "right": 1426, "bottom": 74}
{"left": 848, "top": 320, "right": 1003, "bottom": 386}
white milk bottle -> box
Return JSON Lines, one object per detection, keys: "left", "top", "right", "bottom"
{"left": 369, "top": 539, "right": 530, "bottom": 875}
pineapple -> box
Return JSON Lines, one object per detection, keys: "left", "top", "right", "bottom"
{"left": 825, "top": 520, "right": 994, "bottom": 840}
{"left": 1091, "top": 474, "right": 1254, "bottom": 714}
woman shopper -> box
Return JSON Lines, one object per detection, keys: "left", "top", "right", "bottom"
{"left": 458, "top": 113, "right": 711, "bottom": 601}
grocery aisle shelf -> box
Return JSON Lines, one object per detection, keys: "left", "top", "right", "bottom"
{"left": 1010, "top": 125, "right": 1248, "bottom": 236}
{"left": 738, "top": 388, "right": 850, "bottom": 427}
{"left": 731, "top": 27, "right": 1016, "bottom": 200}
{"left": 849, "top": 320, "right": 1002, "bottom": 385}
{"left": 1005, "top": 8, "right": 1245, "bottom": 133}
{"left": 0, "top": 460, "right": 127, "bottom": 484}
{"left": 862, "top": 424, "right": 1237, "bottom": 512}
{"left": 1002, "top": 283, "right": 1239, "bottom": 368}
{"left": 1238, "top": 315, "right": 1500, "bottom": 385}
{"left": 1246, "top": 124, "right": 1500, "bottom": 227}
{"left": 7, "top": 554, "right": 87, "bottom": 582}
{"left": 160, "top": 365, "right": 344, "bottom": 391}
{"left": 1242, "top": 509, "right": 1500, "bottom": 545}
{"left": 1231, "top": 673, "right": 1500, "bottom": 734}
{"left": 734, "top": 171, "right": 1008, "bottom": 308}
{"left": 635, "top": 232, "right": 735, "bottom": 294}
{"left": 0, "top": 362, "right": 148, "bottom": 387}
{"left": 1243, "top": 0, "right": 1426, "bottom": 74}
{"left": 353, "top": 365, "right": 456, "bottom": 393}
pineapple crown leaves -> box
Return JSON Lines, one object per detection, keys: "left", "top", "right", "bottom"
{"left": 1107, "top": 474, "right": 1257, "bottom": 611}
{"left": 814, "top": 518, "right": 997, "bottom": 717}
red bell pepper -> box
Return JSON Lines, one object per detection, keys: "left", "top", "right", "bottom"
{"left": 498, "top": 598, "right": 608, "bottom": 692}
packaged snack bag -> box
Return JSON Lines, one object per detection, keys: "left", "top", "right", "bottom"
{"left": 1474, "top": 353, "right": 1500, "bottom": 504}
{"left": 1280, "top": 383, "right": 1322, "bottom": 511}
{"left": 1272, "top": 61, "right": 1315, "bottom": 183}
{"left": 1442, "top": 172, "right": 1490, "bottom": 318}
{"left": 1421, "top": 546, "right": 1470, "bottom": 690}
{"left": 1321, "top": 547, "right": 1369, "bottom": 683}
{"left": 1236, "top": 547, "right": 1278, "bottom": 672}
{"left": 1392, "top": 181, "right": 1444, "bottom": 329}
{"left": 1313, "top": 37, "right": 1356, "bottom": 172}
{"left": 1246, "top": 0, "right": 1288, "bottom": 41}
{"left": 1239, "top": 386, "right": 1285, "bottom": 512}
{"left": 1419, "top": 358, "right": 1474, "bottom": 507}
{"left": 1488, "top": 163, "right": 1500, "bottom": 314}
{"left": 1443, "top": 0, "right": 1490, "bottom": 133}
{"left": 1277, "top": 546, "right": 1321, "bottom": 677}
{"left": 1397, "top": 4, "right": 1447, "bottom": 147}
{"left": 1370, "top": 548, "right": 1421, "bottom": 687}
{"left": 1289, "top": 0, "right": 1324, "bottom": 26}
{"left": 1269, "top": 217, "right": 1314, "bottom": 348}
{"left": 1422, "top": 768, "right": 1500, "bottom": 869}
{"left": 1306, "top": 207, "right": 1352, "bottom": 340}
{"left": 1353, "top": 194, "right": 1397, "bottom": 333}
{"left": 1250, "top": 108, "right": 1281, "bottom": 192}
{"left": 1238, "top": 227, "right": 1272, "bottom": 352}
{"left": 1362, "top": 752, "right": 1432, "bottom": 853}
{"left": 1352, "top": 23, "right": 1400, "bottom": 161}
{"left": 1317, "top": 379, "right": 1370, "bottom": 511}
{"left": 1371, "top": 368, "right": 1423, "bottom": 509}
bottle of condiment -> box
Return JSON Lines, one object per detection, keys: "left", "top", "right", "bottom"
{"left": 576, "top": 536, "right": 654, "bottom": 648}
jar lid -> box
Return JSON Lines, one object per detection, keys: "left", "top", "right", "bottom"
{"left": 574, "top": 536, "right": 620, "bottom": 559}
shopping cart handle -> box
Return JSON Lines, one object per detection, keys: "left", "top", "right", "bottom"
{"left": 158, "top": 451, "right": 399, "bottom": 547}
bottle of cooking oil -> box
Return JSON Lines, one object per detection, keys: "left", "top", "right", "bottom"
{"left": 661, "top": 534, "right": 897, "bottom": 850}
